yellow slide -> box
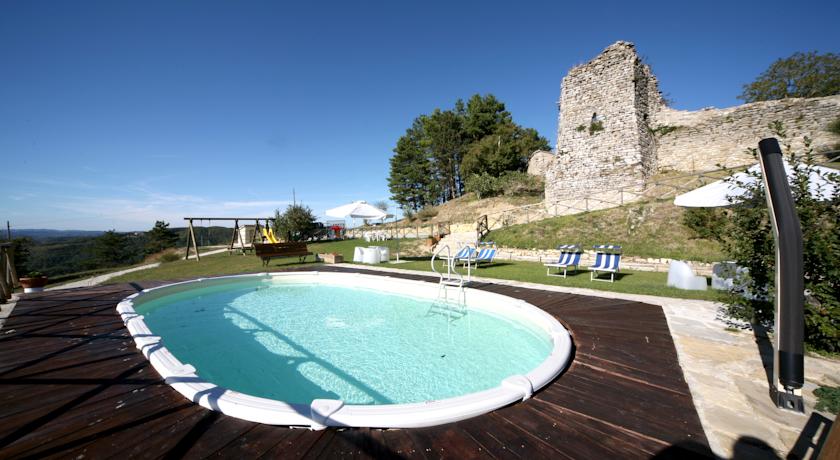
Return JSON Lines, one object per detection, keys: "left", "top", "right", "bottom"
{"left": 262, "top": 227, "right": 280, "bottom": 243}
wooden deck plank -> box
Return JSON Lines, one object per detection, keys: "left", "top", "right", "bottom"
{"left": 0, "top": 266, "right": 712, "bottom": 459}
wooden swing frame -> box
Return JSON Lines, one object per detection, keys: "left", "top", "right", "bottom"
{"left": 183, "top": 217, "right": 273, "bottom": 261}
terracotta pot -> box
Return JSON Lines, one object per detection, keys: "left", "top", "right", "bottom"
{"left": 20, "top": 276, "right": 48, "bottom": 293}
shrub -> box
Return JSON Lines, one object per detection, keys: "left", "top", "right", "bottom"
{"left": 416, "top": 206, "right": 439, "bottom": 221}
{"left": 465, "top": 173, "right": 502, "bottom": 199}
{"left": 720, "top": 129, "right": 840, "bottom": 353}
{"left": 466, "top": 171, "right": 544, "bottom": 199}
{"left": 682, "top": 207, "right": 726, "bottom": 241}
{"left": 500, "top": 171, "right": 544, "bottom": 197}
{"left": 815, "top": 386, "right": 840, "bottom": 414}
{"left": 828, "top": 116, "right": 840, "bottom": 150}
{"left": 158, "top": 251, "right": 180, "bottom": 263}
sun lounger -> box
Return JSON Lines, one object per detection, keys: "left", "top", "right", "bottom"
{"left": 545, "top": 244, "right": 582, "bottom": 278}
{"left": 451, "top": 246, "right": 475, "bottom": 261}
{"left": 473, "top": 243, "right": 497, "bottom": 268}
{"left": 589, "top": 245, "right": 621, "bottom": 282}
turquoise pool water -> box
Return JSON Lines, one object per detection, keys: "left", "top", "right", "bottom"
{"left": 135, "top": 279, "right": 553, "bottom": 405}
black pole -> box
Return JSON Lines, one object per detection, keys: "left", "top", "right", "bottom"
{"left": 757, "top": 137, "right": 805, "bottom": 413}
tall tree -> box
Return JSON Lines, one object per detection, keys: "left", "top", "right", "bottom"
{"left": 463, "top": 94, "right": 512, "bottom": 142}
{"left": 424, "top": 109, "right": 467, "bottom": 200}
{"left": 739, "top": 51, "right": 840, "bottom": 102}
{"left": 388, "top": 120, "right": 438, "bottom": 211}
{"left": 145, "top": 220, "right": 178, "bottom": 255}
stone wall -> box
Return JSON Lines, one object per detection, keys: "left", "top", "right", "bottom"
{"left": 526, "top": 150, "right": 554, "bottom": 176}
{"left": 545, "top": 42, "right": 661, "bottom": 210}
{"left": 544, "top": 41, "right": 840, "bottom": 215}
{"left": 654, "top": 95, "right": 840, "bottom": 171}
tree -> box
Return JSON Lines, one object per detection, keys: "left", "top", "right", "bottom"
{"left": 739, "top": 51, "right": 840, "bottom": 102}
{"left": 93, "top": 230, "right": 131, "bottom": 267}
{"left": 463, "top": 94, "right": 512, "bottom": 143}
{"left": 10, "top": 237, "right": 32, "bottom": 276}
{"left": 387, "top": 93, "right": 548, "bottom": 210}
{"left": 145, "top": 220, "right": 178, "bottom": 255}
{"left": 388, "top": 120, "right": 438, "bottom": 211}
{"left": 719, "top": 127, "right": 840, "bottom": 352}
{"left": 424, "top": 109, "right": 467, "bottom": 200}
{"left": 462, "top": 122, "right": 550, "bottom": 177}
{"left": 273, "top": 204, "right": 318, "bottom": 242}
{"left": 372, "top": 200, "right": 389, "bottom": 212}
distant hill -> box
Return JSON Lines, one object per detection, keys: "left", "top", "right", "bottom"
{"left": 12, "top": 229, "right": 105, "bottom": 241}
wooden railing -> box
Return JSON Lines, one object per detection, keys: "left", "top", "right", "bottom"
{"left": 347, "top": 220, "right": 451, "bottom": 240}
{"left": 0, "top": 242, "right": 19, "bottom": 304}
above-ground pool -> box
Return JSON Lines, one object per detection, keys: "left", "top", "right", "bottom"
{"left": 117, "top": 272, "right": 573, "bottom": 429}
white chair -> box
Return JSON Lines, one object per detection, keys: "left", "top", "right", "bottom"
{"left": 667, "top": 261, "right": 708, "bottom": 290}
{"left": 361, "top": 247, "right": 381, "bottom": 264}
{"left": 370, "top": 246, "right": 389, "bottom": 262}
{"left": 353, "top": 246, "right": 364, "bottom": 263}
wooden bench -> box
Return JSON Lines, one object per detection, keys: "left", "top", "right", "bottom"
{"left": 253, "top": 242, "right": 312, "bottom": 266}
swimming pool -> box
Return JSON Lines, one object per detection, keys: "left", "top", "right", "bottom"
{"left": 118, "top": 272, "right": 573, "bottom": 429}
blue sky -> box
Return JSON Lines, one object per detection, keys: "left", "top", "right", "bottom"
{"left": 2, "top": 0, "right": 838, "bottom": 231}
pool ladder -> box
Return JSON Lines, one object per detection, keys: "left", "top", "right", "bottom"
{"left": 429, "top": 245, "right": 467, "bottom": 320}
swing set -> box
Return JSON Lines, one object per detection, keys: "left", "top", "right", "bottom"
{"left": 183, "top": 216, "right": 274, "bottom": 261}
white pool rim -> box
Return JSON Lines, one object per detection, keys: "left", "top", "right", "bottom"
{"left": 117, "top": 271, "right": 573, "bottom": 430}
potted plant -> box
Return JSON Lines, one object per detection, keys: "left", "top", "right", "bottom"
{"left": 19, "top": 271, "right": 48, "bottom": 293}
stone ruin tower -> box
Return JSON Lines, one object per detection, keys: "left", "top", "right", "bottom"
{"left": 545, "top": 41, "right": 662, "bottom": 212}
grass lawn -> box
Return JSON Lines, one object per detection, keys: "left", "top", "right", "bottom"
{"left": 107, "top": 238, "right": 723, "bottom": 302}
{"left": 488, "top": 198, "right": 725, "bottom": 263}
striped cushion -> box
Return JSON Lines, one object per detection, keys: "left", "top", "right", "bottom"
{"left": 591, "top": 252, "right": 621, "bottom": 271}
{"left": 556, "top": 244, "right": 581, "bottom": 252}
{"left": 475, "top": 248, "right": 496, "bottom": 261}
{"left": 554, "top": 251, "right": 581, "bottom": 267}
{"left": 453, "top": 246, "right": 474, "bottom": 259}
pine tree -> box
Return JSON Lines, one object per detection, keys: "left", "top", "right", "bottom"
{"left": 145, "top": 220, "right": 179, "bottom": 255}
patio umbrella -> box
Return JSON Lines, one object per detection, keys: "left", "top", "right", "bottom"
{"left": 673, "top": 161, "right": 837, "bottom": 208}
{"left": 325, "top": 201, "right": 387, "bottom": 219}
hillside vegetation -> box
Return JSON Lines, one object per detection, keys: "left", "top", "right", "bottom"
{"left": 487, "top": 198, "right": 725, "bottom": 262}
{"left": 401, "top": 193, "right": 542, "bottom": 225}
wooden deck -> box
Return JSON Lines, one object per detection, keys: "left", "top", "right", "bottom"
{"left": 0, "top": 267, "right": 712, "bottom": 459}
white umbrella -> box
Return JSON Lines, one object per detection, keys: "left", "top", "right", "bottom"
{"left": 325, "top": 201, "right": 387, "bottom": 219}
{"left": 674, "top": 162, "right": 838, "bottom": 208}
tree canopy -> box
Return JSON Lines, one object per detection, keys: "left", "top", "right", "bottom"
{"left": 387, "top": 94, "right": 549, "bottom": 212}
{"left": 739, "top": 51, "right": 840, "bottom": 102}
{"left": 93, "top": 230, "right": 134, "bottom": 267}
{"left": 273, "top": 204, "right": 318, "bottom": 242}
{"left": 145, "top": 220, "right": 178, "bottom": 255}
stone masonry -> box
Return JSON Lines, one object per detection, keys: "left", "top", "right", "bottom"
{"left": 545, "top": 42, "right": 662, "bottom": 210}
{"left": 655, "top": 95, "right": 840, "bottom": 171}
{"left": 544, "top": 41, "right": 840, "bottom": 214}
{"left": 526, "top": 149, "right": 554, "bottom": 176}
